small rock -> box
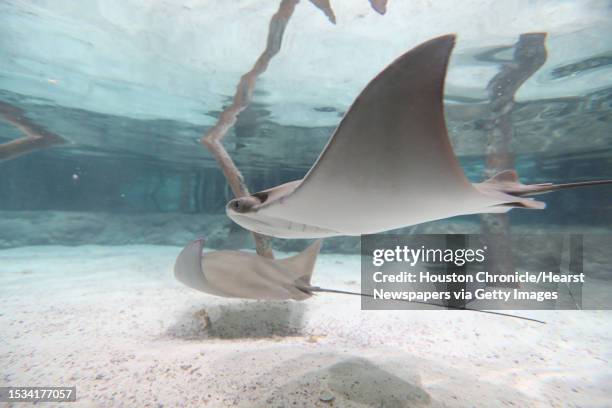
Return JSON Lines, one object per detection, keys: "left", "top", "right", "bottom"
{"left": 194, "top": 309, "right": 211, "bottom": 329}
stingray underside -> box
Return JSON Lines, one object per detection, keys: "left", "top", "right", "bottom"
{"left": 249, "top": 34, "right": 507, "bottom": 235}
{"left": 174, "top": 239, "right": 322, "bottom": 301}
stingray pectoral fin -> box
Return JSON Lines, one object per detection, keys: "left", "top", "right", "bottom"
{"left": 258, "top": 35, "right": 490, "bottom": 234}
{"left": 174, "top": 238, "right": 206, "bottom": 291}
{"left": 276, "top": 239, "right": 323, "bottom": 287}
{"left": 469, "top": 186, "right": 546, "bottom": 214}
{"left": 174, "top": 239, "right": 227, "bottom": 296}
{"left": 491, "top": 198, "right": 546, "bottom": 211}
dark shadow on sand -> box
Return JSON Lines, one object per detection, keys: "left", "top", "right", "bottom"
{"left": 256, "top": 355, "right": 434, "bottom": 408}
{"left": 166, "top": 300, "right": 307, "bottom": 340}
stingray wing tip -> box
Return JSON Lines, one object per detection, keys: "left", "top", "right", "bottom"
{"left": 174, "top": 238, "right": 206, "bottom": 284}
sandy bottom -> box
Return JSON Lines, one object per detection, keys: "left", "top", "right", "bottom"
{"left": 0, "top": 245, "right": 610, "bottom": 407}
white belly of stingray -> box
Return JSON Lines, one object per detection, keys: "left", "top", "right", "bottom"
{"left": 174, "top": 239, "right": 323, "bottom": 301}
{"left": 202, "top": 253, "right": 310, "bottom": 300}
{"left": 256, "top": 184, "right": 504, "bottom": 238}
{"left": 230, "top": 211, "right": 340, "bottom": 239}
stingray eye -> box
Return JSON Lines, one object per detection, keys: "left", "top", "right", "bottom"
{"left": 229, "top": 196, "right": 261, "bottom": 213}
{"left": 231, "top": 200, "right": 243, "bottom": 211}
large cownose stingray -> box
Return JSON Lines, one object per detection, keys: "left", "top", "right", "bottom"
{"left": 174, "top": 237, "right": 545, "bottom": 323}
{"left": 225, "top": 35, "right": 612, "bottom": 239}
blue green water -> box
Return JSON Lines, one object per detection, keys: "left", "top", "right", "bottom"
{"left": 0, "top": 0, "right": 611, "bottom": 250}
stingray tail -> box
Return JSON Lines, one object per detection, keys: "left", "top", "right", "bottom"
{"left": 304, "top": 285, "right": 545, "bottom": 324}
{"left": 515, "top": 179, "right": 612, "bottom": 197}
{"left": 476, "top": 170, "right": 612, "bottom": 212}
{"left": 483, "top": 169, "right": 612, "bottom": 196}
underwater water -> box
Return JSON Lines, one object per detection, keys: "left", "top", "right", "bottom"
{"left": 1, "top": 1, "right": 611, "bottom": 407}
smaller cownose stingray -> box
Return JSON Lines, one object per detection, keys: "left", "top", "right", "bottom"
{"left": 174, "top": 238, "right": 322, "bottom": 301}
{"left": 174, "top": 238, "right": 544, "bottom": 323}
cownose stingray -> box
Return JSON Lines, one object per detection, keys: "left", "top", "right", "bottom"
{"left": 175, "top": 238, "right": 322, "bottom": 301}
{"left": 224, "top": 35, "right": 612, "bottom": 239}
{"left": 174, "top": 237, "right": 545, "bottom": 323}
